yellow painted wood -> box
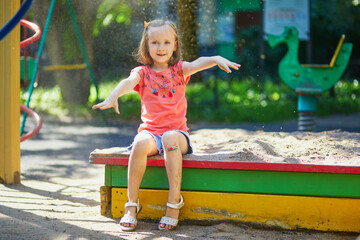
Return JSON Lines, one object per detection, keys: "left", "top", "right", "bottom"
{"left": 111, "top": 188, "right": 360, "bottom": 232}
{"left": 41, "top": 63, "right": 86, "bottom": 71}
{"left": 0, "top": 0, "right": 21, "bottom": 184}
{"left": 329, "top": 34, "right": 345, "bottom": 67}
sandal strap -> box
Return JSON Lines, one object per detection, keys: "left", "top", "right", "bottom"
{"left": 120, "top": 215, "right": 137, "bottom": 225}
{"left": 125, "top": 201, "right": 138, "bottom": 208}
{"left": 159, "top": 216, "right": 178, "bottom": 227}
{"left": 125, "top": 200, "right": 141, "bottom": 214}
{"left": 166, "top": 195, "right": 184, "bottom": 209}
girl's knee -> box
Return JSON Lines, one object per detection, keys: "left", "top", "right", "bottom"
{"left": 161, "top": 131, "right": 179, "bottom": 147}
{"left": 132, "top": 134, "right": 156, "bottom": 155}
{"left": 162, "top": 131, "right": 188, "bottom": 154}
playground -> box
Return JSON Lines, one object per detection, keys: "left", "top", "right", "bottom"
{"left": 1, "top": 0, "right": 360, "bottom": 239}
{"left": 1, "top": 114, "right": 359, "bottom": 239}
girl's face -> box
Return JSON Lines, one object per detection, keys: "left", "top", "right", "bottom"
{"left": 147, "top": 25, "right": 177, "bottom": 68}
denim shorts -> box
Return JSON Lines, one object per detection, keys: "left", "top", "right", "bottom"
{"left": 128, "top": 130, "right": 193, "bottom": 155}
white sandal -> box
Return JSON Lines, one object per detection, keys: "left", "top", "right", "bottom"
{"left": 158, "top": 195, "right": 184, "bottom": 230}
{"left": 119, "top": 200, "right": 142, "bottom": 231}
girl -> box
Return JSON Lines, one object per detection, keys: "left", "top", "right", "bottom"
{"left": 92, "top": 19, "right": 240, "bottom": 231}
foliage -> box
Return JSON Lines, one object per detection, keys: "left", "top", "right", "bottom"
{"left": 311, "top": 0, "right": 360, "bottom": 76}
{"left": 318, "top": 79, "right": 360, "bottom": 116}
{"left": 21, "top": 86, "right": 66, "bottom": 116}
{"left": 236, "top": 26, "right": 262, "bottom": 77}
{"left": 186, "top": 77, "right": 298, "bottom": 123}
{"left": 92, "top": 0, "right": 152, "bottom": 81}
{"left": 93, "top": 0, "right": 133, "bottom": 36}
{"left": 22, "top": 77, "right": 360, "bottom": 124}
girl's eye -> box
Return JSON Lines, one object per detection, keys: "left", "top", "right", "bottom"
{"left": 152, "top": 41, "right": 158, "bottom": 44}
{"left": 165, "top": 41, "right": 170, "bottom": 44}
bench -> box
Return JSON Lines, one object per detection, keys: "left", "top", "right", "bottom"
{"left": 90, "top": 147, "right": 360, "bottom": 232}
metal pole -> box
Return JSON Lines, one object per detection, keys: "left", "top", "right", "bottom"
{"left": 21, "top": 0, "right": 57, "bottom": 135}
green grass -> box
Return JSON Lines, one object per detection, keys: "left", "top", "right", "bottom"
{"left": 21, "top": 86, "right": 66, "bottom": 116}
{"left": 186, "top": 77, "right": 299, "bottom": 123}
{"left": 21, "top": 77, "right": 360, "bottom": 123}
{"left": 317, "top": 79, "right": 360, "bottom": 116}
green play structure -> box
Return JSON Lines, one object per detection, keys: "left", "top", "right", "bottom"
{"left": 267, "top": 26, "right": 352, "bottom": 131}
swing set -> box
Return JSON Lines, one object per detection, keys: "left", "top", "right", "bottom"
{"left": 20, "top": 0, "right": 101, "bottom": 137}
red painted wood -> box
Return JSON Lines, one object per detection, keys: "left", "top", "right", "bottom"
{"left": 90, "top": 156, "right": 360, "bottom": 174}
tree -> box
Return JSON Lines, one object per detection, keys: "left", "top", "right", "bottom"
{"left": 177, "top": 0, "right": 198, "bottom": 62}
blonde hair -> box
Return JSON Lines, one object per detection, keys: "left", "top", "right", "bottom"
{"left": 135, "top": 19, "right": 181, "bottom": 66}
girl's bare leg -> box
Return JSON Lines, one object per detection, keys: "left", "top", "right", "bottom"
{"left": 120, "top": 132, "right": 158, "bottom": 228}
{"left": 160, "top": 131, "right": 189, "bottom": 230}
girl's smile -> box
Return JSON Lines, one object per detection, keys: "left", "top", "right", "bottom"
{"left": 147, "top": 25, "right": 177, "bottom": 71}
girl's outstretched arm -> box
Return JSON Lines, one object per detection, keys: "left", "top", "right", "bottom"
{"left": 182, "top": 56, "right": 240, "bottom": 79}
{"left": 92, "top": 72, "right": 140, "bottom": 114}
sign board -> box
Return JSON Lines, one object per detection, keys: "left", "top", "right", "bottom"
{"left": 263, "top": 0, "right": 310, "bottom": 40}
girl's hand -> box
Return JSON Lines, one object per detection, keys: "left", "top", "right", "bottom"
{"left": 215, "top": 56, "right": 241, "bottom": 73}
{"left": 91, "top": 72, "right": 140, "bottom": 115}
{"left": 92, "top": 96, "right": 120, "bottom": 114}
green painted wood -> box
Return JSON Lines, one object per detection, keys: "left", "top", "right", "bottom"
{"left": 105, "top": 165, "right": 112, "bottom": 186}
{"left": 105, "top": 165, "right": 360, "bottom": 198}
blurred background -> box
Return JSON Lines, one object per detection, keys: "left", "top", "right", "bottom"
{"left": 21, "top": 0, "right": 360, "bottom": 124}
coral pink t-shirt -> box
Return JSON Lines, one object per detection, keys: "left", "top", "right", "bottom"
{"left": 131, "top": 61, "right": 190, "bottom": 135}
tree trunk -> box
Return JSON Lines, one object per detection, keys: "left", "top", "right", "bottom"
{"left": 177, "top": 0, "right": 198, "bottom": 62}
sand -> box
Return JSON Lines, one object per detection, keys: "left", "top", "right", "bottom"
{"left": 1, "top": 114, "right": 360, "bottom": 239}
{"left": 190, "top": 128, "right": 360, "bottom": 166}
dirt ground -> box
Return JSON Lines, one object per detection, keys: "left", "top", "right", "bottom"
{"left": 1, "top": 113, "right": 360, "bottom": 240}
